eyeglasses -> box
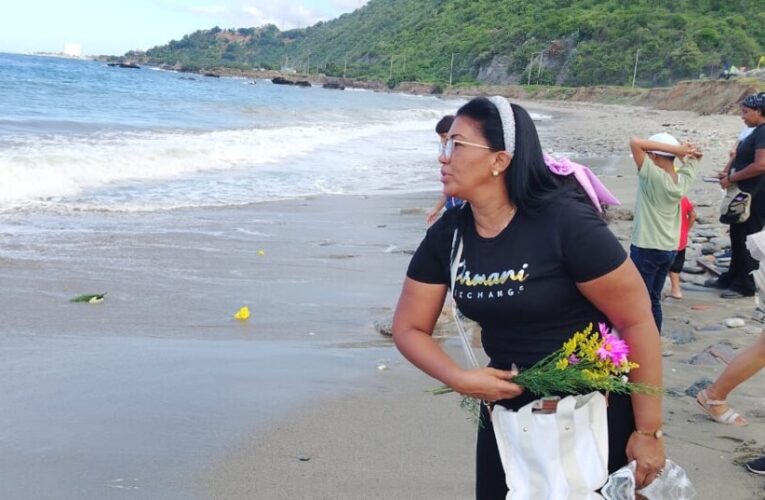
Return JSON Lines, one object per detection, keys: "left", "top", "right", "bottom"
{"left": 438, "top": 137, "right": 495, "bottom": 160}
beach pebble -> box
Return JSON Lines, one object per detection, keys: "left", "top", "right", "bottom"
{"left": 696, "top": 323, "right": 725, "bottom": 332}
{"left": 681, "top": 265, "right": 705, "bottom": 274}
{"left": 377, "top": 363, "right": 389, "bottom": 371}
{"left": 373, "top": 318, "right": 393, "bottom": 337}
{"left": 689, "top": 343, "right": 738, "bottom": 366}
{"left": 667, "top": 327, "right": 697, "bottom": 345}
{"left": 710, "top": 236, "right": 729, "bottom": 248}
{"left": 723, "top": 318, "right": 746, "bottom": 328}
{"left": 748, "top": 409, "right": 765, "bottom": 419}
{"left": 695, "top": 229, "right": 720, "bottom": 238}
{"left": 688, "top": 351, "right": 718, "bottom": 365}
{"left": 685, "top": 378, "right": 714, "bottom": 397}
{"left": 751, "top": 308, "right": 765, "bottom": 323}
{"left": 691, "top": 304, "right": 716, "bottom": 311}
{"left": 665, "top": 388, "right": 686, "bottom": 398}
{"left": 744, "top": 326, "right": 762, "bottom": 335}
{"left": 400, "top": 208, "right": 426, "bottom": 215}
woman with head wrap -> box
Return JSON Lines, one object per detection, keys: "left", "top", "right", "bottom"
{"left": 392, "top": 96, "right": 665, "bottom": 498}
{"left": 707, "top": 93, "right": 765, "bottom": 298}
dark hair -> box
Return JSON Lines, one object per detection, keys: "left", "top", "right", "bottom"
{"left": 435, "top": 115, "right": 455, "bottom": 134}
{"left": 742, "top": 93, "right": 765, "bottom": 115}
{"left": 456, "top": 97, "right": 567, "bottom": 212}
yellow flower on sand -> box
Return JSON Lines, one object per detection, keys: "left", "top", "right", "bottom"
{"left": 234, "top": 306, "right": 250, "bottom": 320}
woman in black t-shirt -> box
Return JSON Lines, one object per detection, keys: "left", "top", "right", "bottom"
{"left": 713, "top": 93, "right": 765, "bottom": 297}
{"left": 392, "top": 97, "right": 665, "bottom": 499}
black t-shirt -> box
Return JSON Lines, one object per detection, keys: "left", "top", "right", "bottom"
{"left": 732, "top": 123, "right": 765, "bottom": 197}
{"left": 407, "top": 195, "right": 627, "bottom": 370}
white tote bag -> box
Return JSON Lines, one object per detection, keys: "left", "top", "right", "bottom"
{"left": 491, "top": 392, "right": 609, "bottom": 500}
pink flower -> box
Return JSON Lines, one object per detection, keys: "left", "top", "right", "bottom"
{"left": 568, "top": 354, "right": 580, "bottom": 365}
{"left": 597, "top": 330, "right": 630, "bottom": 366}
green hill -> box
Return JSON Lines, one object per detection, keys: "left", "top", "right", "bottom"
{"left": 129, "top": 0, "right": 765, "bottom": 87}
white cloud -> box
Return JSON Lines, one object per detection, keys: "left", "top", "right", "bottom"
{"left": 328, "top": 0, "right": 369, "bottom": 9}
{"left": 190, "top": 5, "right": 228, "bottom": 15}
{"left": 239, "top": 3, "right": 319, "bottom": 29}
{"left": 156, "top": 1, "right": 370, "bottom": 30}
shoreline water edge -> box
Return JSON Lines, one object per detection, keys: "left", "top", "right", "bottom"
{"left": 1, "top": 53, "right": 763, "bottom": 498}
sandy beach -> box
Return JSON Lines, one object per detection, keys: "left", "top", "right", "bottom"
{"left": 2, "top": 99, "right": 764, "bottom": 499}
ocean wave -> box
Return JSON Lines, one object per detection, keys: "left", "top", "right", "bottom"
{"left": 0, "top": 119, "right": 438, "bottom": 211}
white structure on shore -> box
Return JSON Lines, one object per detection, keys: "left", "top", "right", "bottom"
{"left": 63, "top": 43, "right": 82, "bottom": 57}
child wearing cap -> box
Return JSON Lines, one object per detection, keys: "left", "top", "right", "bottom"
{"left": 629, "top": 133, "right": 702, "bottom": 332}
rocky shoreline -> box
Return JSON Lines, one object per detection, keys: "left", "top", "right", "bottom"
{"left": 97, "top": 53, "right": 763, "bottom": 116}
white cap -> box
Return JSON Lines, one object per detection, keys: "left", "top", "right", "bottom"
{"left": 647, "top": 132, "right": 680, "bottom": 157}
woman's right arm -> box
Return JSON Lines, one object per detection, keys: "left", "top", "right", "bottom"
{"left": 392, "top": 278, "right": 522, "bottom": 401}
{"left": 720, "top": 141, "right": 740, "bottom": 177}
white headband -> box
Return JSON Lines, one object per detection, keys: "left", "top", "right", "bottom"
{"left": 487, "top": 96, "right": 516, "bottom": 154}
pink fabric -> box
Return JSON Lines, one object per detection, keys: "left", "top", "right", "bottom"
{"left": 544, "top": 153, "right": 620, "bottom": 213}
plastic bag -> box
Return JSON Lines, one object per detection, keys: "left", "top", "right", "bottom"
{"left": 601, "top": 459, "right": 696, "bottom": 500}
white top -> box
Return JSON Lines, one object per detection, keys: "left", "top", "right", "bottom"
{"left": 739, "top": 127, "right": 754, "bottom": 141}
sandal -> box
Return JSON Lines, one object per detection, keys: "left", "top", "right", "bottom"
{"left": 695, "top": 389, "right": 748, "bottom": 426}
{"left": 662, "top": 293, "right": 683, "bottom": 301}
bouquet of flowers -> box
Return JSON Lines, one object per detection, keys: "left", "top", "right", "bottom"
{"left": 511, "top": 322, "right": 659, "bottom": 397}
{"left": 431, "top": 323, "right": 659, "bottom": 422}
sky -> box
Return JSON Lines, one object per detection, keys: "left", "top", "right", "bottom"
{"left": 0, "top": 0, "right": 369, "bottom": 56}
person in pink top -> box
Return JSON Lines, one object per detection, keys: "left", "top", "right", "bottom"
{"left": 666, "top": 196, "right": 696, "bottom": 299}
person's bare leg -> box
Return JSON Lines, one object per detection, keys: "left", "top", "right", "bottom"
{"left": 668, "top": 272, "right": 683, "bottom": 298}
{"left": 701, "top": 333, "right": 765, "bottom": 424}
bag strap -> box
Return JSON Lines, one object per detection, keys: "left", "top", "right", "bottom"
{"left": 516, "top": 403, "right": 549, "bottom": 494}
{"left": 556, "top": 396, "right": 588, "bottom": 493}
{"left": 449, "top": 214, "right": 480, "bottom": 369}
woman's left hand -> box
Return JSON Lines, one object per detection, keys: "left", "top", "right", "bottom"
{"left": 626, "top": 432, "right": 666, "bottom": 489}
{"left": 720, "top": 176, "right": 732, "bottom": 189}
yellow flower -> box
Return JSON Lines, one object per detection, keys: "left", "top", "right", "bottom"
{"left": 620, "top": 360, "right": 640, "bottom": 372}
{"left": 234, "top": 306, "right": 250, "bottom": 320}
{"left": 556, "top": 358, "right": 569, "bottom": 370}
{"left": 581, "top": 369, "right": 597, "bottom": 381}
{"left": 563, "top": 338, "right": 577, "bottom": 356}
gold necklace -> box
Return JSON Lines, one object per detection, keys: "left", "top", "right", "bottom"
{"left": 477, "top": 206, "right": 516, "bottom": 236}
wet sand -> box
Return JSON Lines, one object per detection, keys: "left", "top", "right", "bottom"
{"left": 2, "top": 100, "right": 764, "bottom": 498}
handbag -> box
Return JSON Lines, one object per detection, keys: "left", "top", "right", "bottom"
{"left": 492, "top": 392, "right": 609, "bottom": 499}
{"left": 719, "top": 185, "right": 751, "bottom": 224}
{"left": 448, "top": 219, "right": 609, "bottom": 499}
